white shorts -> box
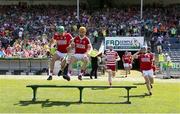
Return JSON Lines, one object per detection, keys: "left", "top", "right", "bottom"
{"left": 56, "top": 51, "right": 67, "bottom": 58}
{"left": 142, "top": 69, "right": 153, "bottom": 77}
{"left": 123, "top": 63, "right": 132, "bottom": 68}
{"left": 73, "top": 53, "right": 89, "bottom": 61}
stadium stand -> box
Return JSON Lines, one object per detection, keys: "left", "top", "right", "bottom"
{"left": 0, "top": 1, "right": 179, "bottom": 76}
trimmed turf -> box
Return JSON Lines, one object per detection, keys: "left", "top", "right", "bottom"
{"left": 0, "top": 77, "right": 180, "bottom": 113}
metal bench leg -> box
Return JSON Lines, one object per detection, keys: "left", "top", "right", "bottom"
{"left": 78, "top": 87, "right": 84, "bottom": 103}
{"left": 126, "top": 88, "right": 131, "bottom": 104}
{"left": 32, "top": 87, "right": 37, "bottom": 102}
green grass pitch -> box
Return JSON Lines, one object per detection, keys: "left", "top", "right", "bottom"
{"left": 0, "top": 75, "right": 180, "bottom": 113}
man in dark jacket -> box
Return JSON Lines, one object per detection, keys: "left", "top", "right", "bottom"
{"left": 90, "top": 56, "right": 98, "bottom": 79}
{"left": 89, "top": 51, "right": 102, "bottom": 79}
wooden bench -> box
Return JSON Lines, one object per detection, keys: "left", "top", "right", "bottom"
{"left": 26, "top": 85, "right": 137, "bottom": 104}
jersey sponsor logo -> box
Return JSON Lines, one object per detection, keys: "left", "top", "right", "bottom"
{"left": 106, "top": 55, "right": 116, "bottom": 61}
{"left": 124, "top": 57, "right": 129, "bottom": 60}
{"left": 76, "top": 44, "right": 85, "bottom": 49}
{"left": 57, "top": 40, "right": 67, "bottom": 45}
{"left": 75, "top": 40, "right": 79, "bottom": 43}
{"left": 60, "top": 36, "right": 66, "bottom": 40}
{"left": 141, "top": 58, "right": 151, "bottom": 62}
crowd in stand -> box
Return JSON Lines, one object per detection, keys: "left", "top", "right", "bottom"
{"left": 0, "top": 5, "right": 179, "bottom": 58}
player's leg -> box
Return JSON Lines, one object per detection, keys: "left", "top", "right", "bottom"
{"left": 148, "top": 69, "right": 154, "bottom": 88}
{"left": 63, "top": 55, "right": 77, "bottom": 81}
{"left": 110, "top": 65, "right": 116, "bottom": 78}
{"left": 66, "top": 55, "right": 76, "bottom": 77}
{"left": 123, "top": 63, "right": 128, "bottom": 77}
{"left": 128, "top": 64, "right": 132, "bottom": 74}
{"left": 107, "top": 70, "right": 112, "bottom": 86}
{"left": 58, "top": 53, "right": 71, "bottom": 77}
{"left": 125, "top": 68, "right": 128, "bottom": 77}
{"left": 77, "top": 54, "right": 89, "bottom": 80}
{"left": 57, "top": 57, "right": 66, "bottom": 76}
{"left": 47, "top": 53, "right": 60, "bottom": 80}
{"left": 112, "top": 71, "right": 116, "bottom": 78}
{"left": 142, "top": 70, "right": 152, "bottom": 95}
{"left": 81, "top": 55, "right": 89, "bottom": 73}
{"left": 56, "top": 51, "right": 67, "bottom": 76}
{"left": 144, "top": 76, "right": 152, "bottom": 95}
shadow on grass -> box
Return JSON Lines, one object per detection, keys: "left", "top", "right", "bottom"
{"left": 119, "top": 93, "right": 150, "bottom": 98}
{"left": 83, "top": 101, "right": 129, "bottom": 104}
{"left": 14, "top": 99, "right": 78, "bottom": 107}
{"left": 133, "top": 83, "right": 146, "bottom": 85}
{"left": 15, "top": 99, "right": 131, "bottom": 107}
{"left": 81, "top": 78, "right": 93, "bottom": 80}
{"left": 91, "top": 88, "right": 109, "bottom": 90}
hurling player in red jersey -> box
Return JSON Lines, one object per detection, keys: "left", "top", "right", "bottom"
{"left": 104, "top": 44, "right": 120, "bottom": 86}
{"left": 133, "top": 47, "right": 154, "bottom": 95}
{"left": 66, "top": 26, "right": 92, "bottom": 80}
{"left": 47, "top": 26, "right": 73, "bottom": 80}
{"left": 122, "top": 51, "right": 133, "bottom": 77}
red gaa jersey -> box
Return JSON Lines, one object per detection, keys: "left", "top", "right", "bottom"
{"left": 138, "top": 53, "right": 153, "bottom": 70}
{"left": 53, "top": 33, "right": 72, "bottom": 53}
{"left": 74, "top": 36, "right": 90, "bottom": 54}
{"left": 122, "top": 55, "right": 132, "bottom": 64}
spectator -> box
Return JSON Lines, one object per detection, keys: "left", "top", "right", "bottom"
{"left": 158, "top": 52, "right": 165, "bottom": 73}
{"left": 149, "top": 37, "right": 156, "bottom": 53}
{"left": 164, "top": 53, "right": 172, "bottom": 79}
{"left": 170, "top": 27, "right": 177, "bottom": 37}
{"left": 0, "top": 47, "right": 6, "bottom": 58}
{"left": 156, "top": 35, "right": 163, "bottom": 54}
{"left": 0, "top": 5, "right": 179, "bottom": 58}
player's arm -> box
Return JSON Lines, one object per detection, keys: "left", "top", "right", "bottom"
{"left": 50, "top": 39, "right": 56, "bottom": 47}
{"left": 49, "top": 35, "right": 56, "bottom": 48}
{"left": 116, "top": 52, "right": 120, "bottom": 62}
{"left": 86, "top": 44, "right": 92, "bottom": 54}
{"left": 152, "top": 53, "right": 155, "bottom": 62}
{"left": 122, "top": 56, "right": 125, "bottom": 63}
{"left": 101, "top": 52, "right": 106, "bottom": 61}
{"left": 66, "top": 38, "right": 75, "bottom": 52}
{"left": 131, "top": 56, "right": 134, "bottom": 63}
{"left": 133, "top": 50, "right": 140, "bottom": 59}
{"left": 85, "top": 39, "right": 93, "bottom": 55}
{"left": 151, "top": 53, "right": 155, "bottom": 65}
{"left": 116, "top": 56, "right": 120, "bottom": 62}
